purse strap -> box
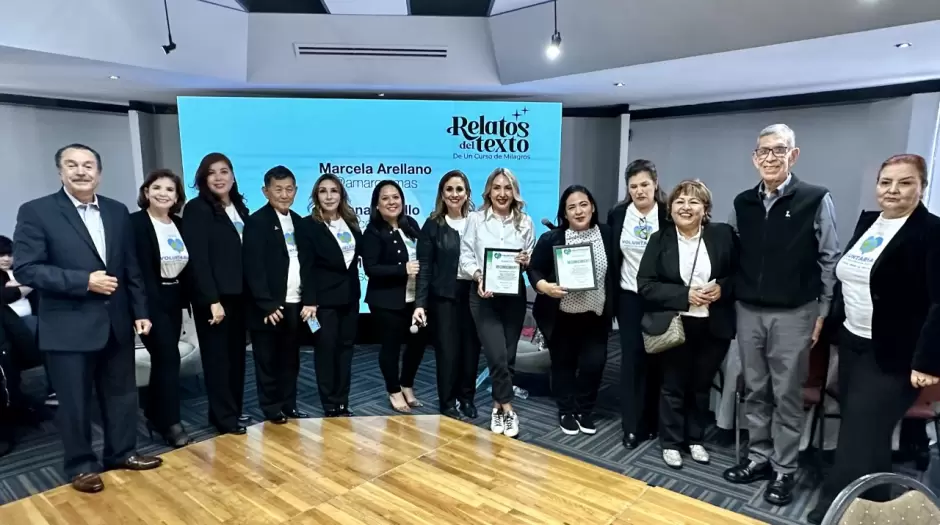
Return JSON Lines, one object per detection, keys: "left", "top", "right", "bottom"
{"left": 686, "top": 233, "right": 703, "bottom": 286}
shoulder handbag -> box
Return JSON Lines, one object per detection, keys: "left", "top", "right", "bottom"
{"left": 642, "top": 235, "right": 702, "bottom": 354}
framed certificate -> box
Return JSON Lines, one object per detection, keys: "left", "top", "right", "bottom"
{"left": 553, "top": 243, "right": 597, "bottom": 291}
{"left": 482, "top": 248, "right": 522, "bottom": 296}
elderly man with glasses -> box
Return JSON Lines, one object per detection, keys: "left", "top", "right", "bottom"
{"left": 722, "top": 124, "right": 841, "bottom": 507}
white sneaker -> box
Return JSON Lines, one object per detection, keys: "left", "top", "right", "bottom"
{"left": 662, "top": 449, "right": 683, "bottom": 469}
{"left": 490, "top": 408, "right": 504, "bottom": 434}
{"left": 502, "top": 411, "right": 520, "bottom": 438}
{"left": 689, "top": 444, "right": 710, "bottom": 464}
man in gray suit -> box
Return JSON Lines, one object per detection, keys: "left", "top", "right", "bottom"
{"left": 13, "top": 144, "right": 162, "bottom": 493}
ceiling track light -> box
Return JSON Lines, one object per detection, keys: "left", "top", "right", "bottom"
{"left": 895, "top": 42, "right": 912, "bottom": 48}
{"left": 545, "top": 0, "right": 562, "bottom": 60}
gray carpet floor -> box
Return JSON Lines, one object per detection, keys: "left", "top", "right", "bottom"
{"left": 1, "top": 336, "right": 913, "bottom": 524}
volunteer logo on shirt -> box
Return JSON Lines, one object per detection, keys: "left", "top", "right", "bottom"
{"left": 285, "top": 232, "right": 296, "bottom": 246}
{"left": 860, "top": 235, "right": 883, "bottom": 254}
{"left": 337, "top": 231, "right": 352, "bottom": 244}
{"left": 633, "top": 223, "right": 652, "bottom": 240}
{"left": 167, "top": 238, "right": 185, "bottom": 253}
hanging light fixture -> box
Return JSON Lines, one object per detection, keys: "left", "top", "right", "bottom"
{"left": 545, "top": 0, "right": 562, "bottom": 60}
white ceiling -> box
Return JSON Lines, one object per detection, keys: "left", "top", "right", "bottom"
{"left": 0, "top": 1, "right": 937, "bottom": 110}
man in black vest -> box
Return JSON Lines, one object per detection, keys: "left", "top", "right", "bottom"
{"left": 722, "top": 124, "right": 840, "bottom": 506}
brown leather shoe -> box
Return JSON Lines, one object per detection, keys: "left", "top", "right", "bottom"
{"left": 71, "top": 473, "right": 104, "bottom": 493}
{"left": 111, "top": 455, "right": 163, "bottom": 471}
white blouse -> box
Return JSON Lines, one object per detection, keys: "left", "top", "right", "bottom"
{"left": 677, "top": 228, "right": 711, "bottom": 318}
{"left": 459, "top": 209, "right": 535, "bottom": 281}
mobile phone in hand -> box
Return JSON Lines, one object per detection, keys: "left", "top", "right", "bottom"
{"left": 306, "top": 317, "right": 320, "bottom": 334}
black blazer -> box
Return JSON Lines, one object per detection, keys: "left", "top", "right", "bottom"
{"left": 362, "top": 216, "right": 422, "bottom": 310}
{"left": 527, "top": 225, "right": 615, "bottom": 341}
{"left": 607, "top": 201, "right": 671, "bottom": 311}
{"left": 636, "top": 222, "right": 739, "bottom": 341}
{"left": 181, "top": 195, "right": 247, "bottom": 306}
{"left": 831, "top": 204, "right": 940, "bottom": 376}
{"left": 0, "top": 269, "right": 38, "bottom": 314}
{"left": 300, "top": 217, "right": 363, "bottom": 308}
{"left": 129, "top": 210, "right": 191, "bottom": 318}
{"left": 243, "top": 205, "right": 315, "bottom": 330}
{"left": 13, "top": 189, "right": 147, "bottom": 352}
{"left": 415, "top": 217, "right": 464, "bottom": 309}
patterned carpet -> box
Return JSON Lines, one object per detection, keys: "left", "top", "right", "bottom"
{"left": 0, "top": 336, "right": 868, "bottom": 525}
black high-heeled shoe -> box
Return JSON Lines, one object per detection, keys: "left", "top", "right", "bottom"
{"left": 147, "top": 422, "right": 192, "bottom": 448}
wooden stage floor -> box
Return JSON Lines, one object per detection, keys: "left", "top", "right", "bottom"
{"left": 0, "top": 416, "right": 766, "bottom": 524}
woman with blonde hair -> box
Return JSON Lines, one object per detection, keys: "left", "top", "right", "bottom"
{"left": 459, "top": 168, "right": 534, "bottom": 437}
{"left": 299, "top": 173, "right": 363, "bottom": 417}
{"left": 413, "top": 170, "right": 481, "bottom": 420}
{"left": 637, "top": 179, "right": 738, "bottom": 469}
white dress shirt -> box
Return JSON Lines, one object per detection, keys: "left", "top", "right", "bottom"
{"left": 445, "top": 215, "right": 470, "bottom": 280}
{"left": 459, "top": 209, "right": 535, "bottom": 281}
{"left": 277, "top": 212, "right": 302, "bottom": 304}
{"left": 620, "top": 203, "right": 659, "bottom": 292}
{"left": 64, "top": 190, "right": 106, "bottom": 261}
{"left": 836, "top": 213, "right": 908, "bottom": 339}
{"left": 677, "top": 227, "right": 711, "bottom": 318}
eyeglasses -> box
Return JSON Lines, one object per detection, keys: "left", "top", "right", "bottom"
{"left": 754, "top": 146, "right": 790, "bottom": 159}
{"left": 637, "top": 217, "right": 650, "bottom": 240}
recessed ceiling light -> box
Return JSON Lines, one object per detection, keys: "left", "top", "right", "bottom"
{"left": 895, "top": 42, "right": 912, "bottom": 48}
{"left": 108, "top": 75, "right": 120, "bottom": 80}
{"left": 378, "top": 93, "right": 385, "bottom": 97}
{"left": 614, "top": 82, "right": 624, "bottom": 87}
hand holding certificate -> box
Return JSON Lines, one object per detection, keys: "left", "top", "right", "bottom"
{"left": 482, "top": 248, "right": 522, "bottom": 296}
{"left": 553, "top": 243, "right": 597, "bottom": 291}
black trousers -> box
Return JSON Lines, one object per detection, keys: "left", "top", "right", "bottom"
{"left": 549, "top": 311, "right": 608, "bottom": 416}
{"left": 139, "top": 281, "right": 183, "bottom": 431}
{"left": 819, "top": 329, "right": 919, "bottom": 506}
{"left": 314, "top": 304, "right": 358, "bottom": 411}
{"left": 45, "top": 330, "right": 138, "bottom": 478}
{"left": 469, "top": 286, "right": 526, "bottom": 405}
{"left": 659, "top": 316, "right": 729, "bottom": 449}
{"left": 250, "top": 303, "right": 301, "bottom": 419}
{"left": 193, "top": 294, "right": 247, "bottom": 432}
{"left": 617, "top": 290, "right": 662, "bottom": 437}
{"left": 372, "top": 303, "right": 428, "bottom": 394}
{"left": 431, "top": 280, "right": 481, "bottom": 411}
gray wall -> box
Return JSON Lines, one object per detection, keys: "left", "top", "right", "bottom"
{"left": 561, "top": 116, "right": 621, "bottom": 218}
{"left": 627, "top": 98, "right": 917, "bottom": 245}
{"left": 0, "top": 103, "right": 136, "bottom": 233}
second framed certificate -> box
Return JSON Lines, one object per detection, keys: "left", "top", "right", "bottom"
{"left": 482, "top": 248, "right": 522, "bottom": 295}
{"left": 553, "top": 243, "right": 597, "bottom": 291}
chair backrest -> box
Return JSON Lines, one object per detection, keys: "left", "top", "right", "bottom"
{"left": 822, "top": 473, "right": 940, "bottom": 525}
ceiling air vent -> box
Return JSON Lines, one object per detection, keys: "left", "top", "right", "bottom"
{"left": 294, "top": 44, "right": 447, "bottom": 59}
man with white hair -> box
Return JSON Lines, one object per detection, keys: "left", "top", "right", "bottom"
{"left": 722, "top": 124, "right": 840, "bottom": 506}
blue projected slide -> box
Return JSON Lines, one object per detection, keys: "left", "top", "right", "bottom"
{"left": 177, "top": 97, "right": 563, "bottom": 312}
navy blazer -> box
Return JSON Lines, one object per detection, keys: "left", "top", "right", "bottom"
{"left": 13, "top": 189, "right": 147, "bottom": 352}
{"left": 636, "top": 222, "right": 739, "bottom": 341}
{"left": 362, "top": 216, "right": 422, "bottom": 310}
{"left": 831, "top": 204, "right": 940, "bottom": 376}
{"left": 527, "top": 224, "right": 615, "bottom": 342}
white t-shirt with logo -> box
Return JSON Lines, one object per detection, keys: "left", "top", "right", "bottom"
{"left": 329, "top": 219, "right": 357, "bottom": 268}
{"left": 836, "top": 214, "right": 908, "bottom": 339}
{"left": 225, "top": 204, "right": 244, "bottom": 241}
{"left": 150, "top": 216, "right": 189, "bottom": 279}
{"left": 278, "top": 212, "right": 302, "bottom": 304}
{"left": 619, "top": 203, "right": 660, "bottom": 292}
{"left": 399, "top": 230, "right": 418, "bottom": 303}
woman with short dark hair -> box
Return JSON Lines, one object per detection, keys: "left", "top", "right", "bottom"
{"left": 637, "top": 179, "right": 738, "bottom": 469}
{"left": 130, "top": 169, "right": 191, "bottom": 447}
{"left": 527, "top": 185, "right": 614, "bottom": 435}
